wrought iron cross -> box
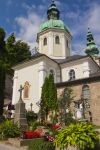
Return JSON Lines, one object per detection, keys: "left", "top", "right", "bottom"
{"left": 18, "top": 85, "right": 24, "bottom": 99}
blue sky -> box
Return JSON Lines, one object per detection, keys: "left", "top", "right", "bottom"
{"left": 0, "top": 0, "right": 100, "bottom": 55}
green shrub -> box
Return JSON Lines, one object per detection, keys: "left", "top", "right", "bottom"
{"left": 0, "top": 120, "right": 20, "bottom": 139}
{"left": 28, "top": 138, "right": 55, "bottom": 150}
{"left": 26, "top": 111, "right": 38, "bottom": 124}
{"left": 29, "top": 121, "right": 45, "bottom": 131}
{"left": 54, "top": 122, "right": 99, "bottom": 150}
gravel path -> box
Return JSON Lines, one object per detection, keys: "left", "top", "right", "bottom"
{"left": 0, "top": 142, "right": 27, "bottom": 150}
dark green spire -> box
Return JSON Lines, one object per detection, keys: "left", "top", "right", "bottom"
{"left": 47, "top": 0, "right": 60, "bottom": 20}
{"left": 85, "top": 28, "right": 99, "bottom": 56}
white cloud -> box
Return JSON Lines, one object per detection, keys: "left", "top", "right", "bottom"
{"left": 65, "top": 2, "right": 100, "bottom": 54}
{"left": 15, "top": 13, "right": 42, "bottom": 49}
{"left": 15, "top": 1, "right": 100, "bottom": 55}
{"left": 15, "top": 3, "right": 46, "bottom": 49}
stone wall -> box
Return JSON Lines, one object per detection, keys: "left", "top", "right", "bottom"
{"left": 57, "top": 80, "right": 100, "bottom": 126}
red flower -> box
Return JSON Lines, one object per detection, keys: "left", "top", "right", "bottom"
{"left": 52, "top": 124, "right": 61, "bottom": 129}
{"left": 20, "top": 131, "right": 41, "bottom": 139}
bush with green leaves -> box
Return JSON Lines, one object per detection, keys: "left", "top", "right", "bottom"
{"left": 29, "top": 121, "right": 44, "bottom": 131}
{"left": 28, "top": 138, "right": 55, "bottom": 150}
{"left": 0, "top": 120, "right": 20, "bottom": 139}
{"left": 54, "top": 122, "right": 99, "bottom": 150}
{"left": 26, "top": 111, "right": 38, "bottom": 124}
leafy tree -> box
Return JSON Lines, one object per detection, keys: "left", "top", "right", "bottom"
{"left": 54, "top": 122, "right": 99, "bottom": 150}
{"left": 40, "top": 74, "right": 58, "bottom": 123}
{"left": 40, "top": 77, "right": 49, "bottom": 122}
{"left": 0, "top": 28, "right": 6, "bottom": 58}
{"left": 0, "top": 28, "right": 6, "bottom": 117}
{"left": 0, "top": 29, "right": 31, "bottom": 117}
{"left": 0, "top": 63, "right": 5, "bottom": 116}
{"left": 6, "top": 33, "right": 31, "bottom": 68}
{"left": 58, "top": 87, "right": 74, "bottom": 125}
{"left": 48, "top": 74, "right": 57, "bottom": 111}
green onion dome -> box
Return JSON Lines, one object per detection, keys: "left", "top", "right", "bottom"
{"left": 85, "top": 28, "right": 99, "bottom": 55}
{"left": 39, "top": 19, "right": 70, "bottom": 33}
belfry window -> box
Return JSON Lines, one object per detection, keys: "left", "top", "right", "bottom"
{"left": 43, "top": 38, "right": 47, "bottom": 45}
{"left": 69, "top": 69, "right": 75, "bottom": 80}
{"left": 55, "top": 36, "right": 60, "bottom": 44}
{"left": 24, "top": 81, "right": 30, "bottom": 99}
{"left": 82, "top": 85, "right": 90, "bottom": 100}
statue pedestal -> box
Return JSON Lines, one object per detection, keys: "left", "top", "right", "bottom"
{"left": 14, "top": 98, "right": 28, "bottom": 131}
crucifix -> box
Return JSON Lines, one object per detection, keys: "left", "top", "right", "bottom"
{"left": 18, "top": 85, "right": 24, "bottom": 100}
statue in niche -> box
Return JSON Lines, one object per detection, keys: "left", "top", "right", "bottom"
{"left": 24, "top": 81, "right": 30, "bottom": 98}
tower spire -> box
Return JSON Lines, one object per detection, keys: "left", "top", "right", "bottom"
{"left": 85, "top": 28, "right": 99, "bottom": 56}
{"left": 47, "top": 0, "right": 60, "bottom": 20}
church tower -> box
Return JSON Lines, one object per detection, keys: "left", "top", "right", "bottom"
{"left": 37, "top": 0, "right": 72, "bottom": 59}
{"left": 85, "top": 28, "right": 99, "bottom": 56}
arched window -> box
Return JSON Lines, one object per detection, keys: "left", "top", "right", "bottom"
{"left": 69, "top": 69, "right": 75, "bottom": 80}
{"left": 55, "top": 36, "right": 60, "bottom": 44}
{"left": 82, "top": 85, "right": 90, "bottom": 99}
{"left": 66, "top": 40, "right": 69, "bottom": 47}
{"left": 24, "top": 81, "right": 30, "bottom": 99}
{"left": 43, "top": 38, "right": 47, "bottom": 45}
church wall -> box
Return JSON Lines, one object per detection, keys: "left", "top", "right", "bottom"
{"left": 12, "top": 59, "right": 45, "bottom": 112}
{"left": 12, "top": 56, "right": 61, "bottom": 113}
{"left": 57, "top": 79, "right": 100, "bottom": 126}
{"left": 61, "top": 57, "right": 99, "bottom": 82}
{"left": 43, "top": 57, "right": 61, "bottom": 83}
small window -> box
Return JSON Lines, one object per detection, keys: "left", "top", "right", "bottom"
{"left": 69, "top": 69, "right": 75, "bottom": 80}
{"left": 66, "top": 40, "right": 69, "bottom": 47}
{"left": 82, "top": 85, "right": 90, "bottom": 99}
{"left": 43, "top": 38, "right": 47, "bottom": 45}
{"left": 55, "top": 36, "right": 60, "bottom": 44}
{"left": 24, "top": 81, "right": 30, "bottom": 99}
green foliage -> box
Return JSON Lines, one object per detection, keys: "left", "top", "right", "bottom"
{"left": 0, "top": 62, "right": 6, "bottom": 116}
{"left": 26, "top": 111, "right": 38, "bottom": 124}
{"left": 58, "top": 87, "right": 74, "bottom": 125}
{"left": 0, "top": 27, "right": 6, "bottom": 57}
{"left": 0, "top": 120, "right": 20, "bottom": 138}
{"left": 40, "top": 74, "right": 58, "bottom": 123}
{"left": 65, "top": 111, "right": 76, "bottom": 125}
{"left": 48, "top": 74, "right": 57, "bottom": 111}
{"left": 6, "top": 33, "right": 31, "bottom": 68}
{"left": 0, "top": 28, "right": 31, "bottom": 117}
{"left": 29, "top": 121, "right": 45, "bottom": 131}
{"left": 28, "top": 139, "right": 55, "bottom": 150}
{"left": 54, "top": 122, "right": 99, "bottom": 150}
{"left": 41, "top": 77, "right": 49, "bottom": 121}
{"left": 59, "top": 87, "right": 74, "bottom": 109}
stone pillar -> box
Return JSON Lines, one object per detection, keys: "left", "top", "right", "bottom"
{"left": 14, "top": 85, "right": 28, "bottom": 131}
{"left": 38, "top": 62, "right": 47, "bottom": 99}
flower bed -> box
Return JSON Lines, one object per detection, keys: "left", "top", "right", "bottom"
{"left": 20, "top": 131, "right": 40, "bottom": 139}
{"left": 52, "top": 124, "right": 61, "bottom": 130}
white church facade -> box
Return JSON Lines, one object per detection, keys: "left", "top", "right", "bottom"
{"left": 12, "top": 1, "right": 100, "bottom": 124}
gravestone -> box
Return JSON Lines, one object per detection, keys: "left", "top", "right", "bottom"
{"left": 14, "top": 85, "right": 28, "bottom": 131}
